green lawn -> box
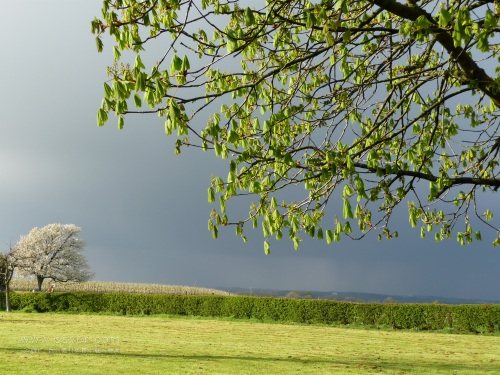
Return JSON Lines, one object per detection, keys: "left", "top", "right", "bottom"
{"left": 0, "top": 312, "right": 498, "bottom": 374}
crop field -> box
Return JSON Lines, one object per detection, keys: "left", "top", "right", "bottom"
{"left": 10, "top": 279, "right": 231, "bottom": 296}
{"left": 0, "top": 312, "right": 498, "bottom": 374}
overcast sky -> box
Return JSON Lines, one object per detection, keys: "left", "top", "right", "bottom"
{"left": 1, "top": 1, "right": 499, "bottom": 300}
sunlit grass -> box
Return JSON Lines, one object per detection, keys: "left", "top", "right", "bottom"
{"left": 0, "top": 312, "right": 498, "bottom": 374}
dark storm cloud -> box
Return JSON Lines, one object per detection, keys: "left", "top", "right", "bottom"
{"left": 0, "top": 1, "right": 498, "bottom": 301}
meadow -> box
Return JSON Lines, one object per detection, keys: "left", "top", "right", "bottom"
{"left": 0, "top": 312, "right": 499, "bottom": 374}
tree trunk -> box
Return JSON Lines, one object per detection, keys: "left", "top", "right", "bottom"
{"left": 37, "top": 275, "right": 44, "bottom": 292}
{"left": 5, "top": 283, "right": 10, "bottom": 312}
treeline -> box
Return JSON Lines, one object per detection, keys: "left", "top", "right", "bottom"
{"left": 1, "top": 292, "right": 498, "bottom": 334}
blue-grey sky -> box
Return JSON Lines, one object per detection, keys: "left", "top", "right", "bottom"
{"left": 1, "top": 1, "right": 499, "bottom": 300}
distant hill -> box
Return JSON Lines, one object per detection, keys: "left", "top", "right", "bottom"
{"left": 223, "top": 287, "right": 500, "bottom": 305}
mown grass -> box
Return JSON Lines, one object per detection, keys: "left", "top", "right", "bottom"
{"left": 0, "top": 312, "right": 498, "bottom": 374}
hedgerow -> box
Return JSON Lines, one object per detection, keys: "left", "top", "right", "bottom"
{"left": 1, "top": 292, "right": 498, "bottom": 333}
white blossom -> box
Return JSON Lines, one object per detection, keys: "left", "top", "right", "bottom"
{"left": 15, "top": 223, "right": 93, "bottom": 290}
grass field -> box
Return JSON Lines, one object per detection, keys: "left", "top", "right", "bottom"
{"left": 0, "top": 312, "right": 499, "bottom": 374}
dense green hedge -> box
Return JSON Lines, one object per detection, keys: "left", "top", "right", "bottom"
{"left": 1, "top": 292, "right": 498, "bottom": 333}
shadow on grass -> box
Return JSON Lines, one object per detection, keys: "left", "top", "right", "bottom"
{"left": 1, "top": 347, "right": 498, "bottom": 373}
{"left": 0, "top": 319, "right": 48, "bottom": 324}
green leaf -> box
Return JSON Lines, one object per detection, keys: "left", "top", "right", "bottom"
{"left": 438, "top": 8, "right": 452, "bottom": 28}
{"left": 113, "top": 46, "right": 121, "bottom": 60}
{"left": 175, "top": 139, "right": 182, "bottom": 155}
{"left": 354, "top": 177, "right": 365, "bottom": 195}
{"left": 264, "top": 240, "right": 271, "bottom": 255}
{"left": 97, "top": 108, "right": 108, "bottom": 126}
{"left": 345, "top": 155, "right": 354, "bottom": 171}
{"left": 409, "top": 210, "right": 417, "bottom": 228}
{"left": 485, "top": 209, "right": 493, "bottom": 222}
{"left": 134, "top": 94, "right": 142, "bottom": 107}
{"left": 344, "top": 221, "right": 352, "bottom": 234}
{"left": 95, "top": 37, "right": 103, "bottom": 52}
{"left": 244, "top": 8, "right": 255, "bottom": 26}
{"left": 208, "top": 187, "right": 215, "bottom": 203}
{"left": 305, "top": 12, "right": 316, "bottom": 29}
{"left": 236, "top": 223, "right": 243, "bottom": 237}
{"left": 171, "top": 55, "right": 183, "bottom": 74}
{"left": 252, "top": 216, "right": 258, "bottom": 229}
{"left": 229, "top": 160, "right": 236, "bottom": 173}
{"left": 227, "top": 130, "right": 238, "bottom": 143}
{"left": 484, "top": 9, "right": 496, "bottom": 28}
{"left": 182, "top": 55, "right": 190, "bottom": 71}
{"left": 164, "top": 118, "right": 173, "bottom": 135}
{"left": 134, "top": 54, "right": 145, "bottom": 70}
{"left": 226, "top": 36, "right": 237, "bottom": 53}
{"left": 103, "top": 83, "right": 112, "bottom": 98}
{"left": 343, "top": 185, "right": 353, "bottom": 198}
{"left": 117, "top": 115, "right": 124, "bottom": 130}
{"left": 334, "top": 0, "right": 344, "bottom": 11}
{"left": 326, "top": 229, "right": 333, "bottom": 244}
{"left": 415, "top": 15, "right": 432, "bottom": 30}
{"left": 169, "top": 100, "right": 180, "bottom": 127}
{"left": 343, "top": 198, "right": 353, "bottom": 219}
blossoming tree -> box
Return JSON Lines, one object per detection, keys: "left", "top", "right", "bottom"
{"left": 15, "top": 224, "right": 93, "bottom": 291}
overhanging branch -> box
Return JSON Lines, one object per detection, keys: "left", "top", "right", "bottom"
{"left": 370, "top": 0, "right": 500, "bottom": 106}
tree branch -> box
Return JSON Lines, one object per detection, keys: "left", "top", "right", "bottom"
{"left": 354, "top": 162, "right": 500, "bottom": 188}
{"left": 370, "top": 0, "right": 500, "bottom": 105}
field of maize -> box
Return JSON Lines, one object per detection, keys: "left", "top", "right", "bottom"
{"left": 10, "top": 279, "right": 231, "bottom": 296}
